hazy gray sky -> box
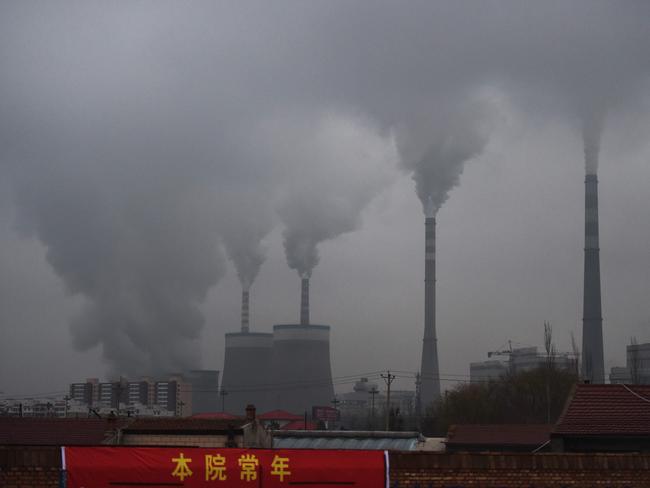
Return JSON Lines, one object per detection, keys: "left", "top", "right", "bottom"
{"left": 1, "top": 1, "right": 649, "bottom": 396}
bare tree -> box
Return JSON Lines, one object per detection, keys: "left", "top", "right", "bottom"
{"left": 570, "top": 332, "right": 581, "bottom": 378}
{"left": 543, "top": 322, "right": 556, "bottom": 424}
{"left": 629, "top": 336, "right": 640, "bottom": 384}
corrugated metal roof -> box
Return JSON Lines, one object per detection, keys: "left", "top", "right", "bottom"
{"left": 273, "top": 430, "right": 421, "bottom": 450}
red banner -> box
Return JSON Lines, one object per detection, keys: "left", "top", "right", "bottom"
{"left": 63, "top": 446, "right": 386, "bottom": 487}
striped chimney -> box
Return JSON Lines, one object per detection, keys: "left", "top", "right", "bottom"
{"left": 419, "top": 208, "right": 441, "bottom": 407}
{"left": 241, "top": 288, "right": 250, "bottom": 333}
{"left": 300, "top": 277, "right": 310, "bottom": 325}
{"left": 581, "top": 173, "right": 605, "bottom": 383}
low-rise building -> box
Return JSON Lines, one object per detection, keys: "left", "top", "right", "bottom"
{"left": 551, "top": 384, "right": 650, "bottom": 452}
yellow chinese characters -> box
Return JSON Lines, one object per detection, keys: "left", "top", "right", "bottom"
{"left": 270, "top": 455, "right": 291, "bottom": 482}
{"left": 171, "top": 452, "right": 193, "bottom": 482}
{"left": 205, "top": 453, "right": 227, "bottom": 481}
{"left": 238, "top": 453, "right": 259, "bottom": 482}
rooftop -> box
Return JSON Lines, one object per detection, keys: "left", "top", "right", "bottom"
{"left": 446, "top": 424, "right": 552, "bottom": 448}
{"left": 258, "top": 409, "right": 303, "bottom": 421}
{"left": 190, "top": 412, "right": 241, "bottom": 420}
{"left": 553, "top": 384, "right": 650, "bottom": 436}
{"left": 272, "top": 430, "right": 423, "bottom": 450}
{"left": 122, "top": 417, "right": 249, "bottom": 434}
{"left": 0, "top": 417, "right": 130, "bottom": 446}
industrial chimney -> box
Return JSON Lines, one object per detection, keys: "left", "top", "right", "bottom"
{"left": 300, "top": 277, "right": 310, "bottom": 325}
{"left": 419, "top": 205, "right": 441, "bottom": 407}
{"left": 581, "top": 174, "right": 605, "bottom": 383}
{"left": 241, "top": 288, "right": 250, "bottom": 333}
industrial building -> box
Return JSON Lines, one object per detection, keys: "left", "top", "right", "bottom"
{"left": 609, "top": 341, "right": 650, "bottom": 384}
{"left": 470, "top": 346, "right": 575, "bottom": 383}
{"left": 221, "top": 276, "right": 335, "bottom": 415}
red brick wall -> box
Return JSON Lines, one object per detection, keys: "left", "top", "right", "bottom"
{"left": 4, "top": 447, "right": 650, "bottom": 487}
{"left": 0, "top": 446, "right": 60, "bottom": 488}
{"left": 389, "top": 452, "right": 650, "bottom": 487}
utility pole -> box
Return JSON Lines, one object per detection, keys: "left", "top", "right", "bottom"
{"left": 381, "top": 371, "right": 395, "bottom": 431}
{"left": 331, "top": 397, "right": 341, "bottom": 430}
{"left": 178, "top": 400, "right": 185, "bottom": 417}
{"left": 220, "top": 389, "right": 228, "bottom": 413}
{"left": 369, "top": 387, "right": 378, "bottom": 431}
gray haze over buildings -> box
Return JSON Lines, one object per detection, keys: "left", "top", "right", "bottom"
{"left": 1, "top": 1, "right": 649, "bottom": 395}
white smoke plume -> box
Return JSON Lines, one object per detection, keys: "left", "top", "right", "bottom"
{"left": 581, "top": 108, "right": 605, "bottom": 176}
{"left": 220, "top": 195, "right": 273, "bottom": 291}
{"left": 268, "top": 111, "right": 398, "bottom": 278}
{"left": 396, "top": 95, "right": 498, "bottom": 217}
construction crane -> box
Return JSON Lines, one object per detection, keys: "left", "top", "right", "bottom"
{"left": 487, "top": 340, "right": 513, "bottom": 358}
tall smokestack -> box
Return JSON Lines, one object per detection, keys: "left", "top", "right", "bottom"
{"left": 241, "top": 288, "right": 250, "bottom": 333}
{"left": 581, "top": 174, "right": 605, "bottom": 383}
{"left": 300, "top": 277, "right": 310, "bottom": 325}
{"left": 419, "top": 211, "right": 441, "bottom": 406}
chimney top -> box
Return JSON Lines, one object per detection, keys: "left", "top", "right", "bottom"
{"left": 245, "top": 404, "right": 256, "bottom": 421}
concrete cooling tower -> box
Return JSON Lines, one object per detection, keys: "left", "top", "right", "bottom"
{"left": 220, "top": 332, "right": 273, "bottom": 413}
{"left": 269, "top": 324, "right": 335, "bottom": 414}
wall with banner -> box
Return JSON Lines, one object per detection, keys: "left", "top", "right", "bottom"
{"left": 63, "top": 446, "right": 387, "bottom": 487}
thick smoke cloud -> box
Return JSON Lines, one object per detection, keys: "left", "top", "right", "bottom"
{"left": 1, "top": 1, "right": 649, "bottom": 382}
{"left": 581, "top": 109, "right": 604, "bottom": 176}
{"left": 396, "top": 96, "right": 498, "bottom": 216}
{"left": 220, "top": 195, "right": 273, "bottom": 291}
{"left": 269, "top": 111, "right": 397, "bottom": 278}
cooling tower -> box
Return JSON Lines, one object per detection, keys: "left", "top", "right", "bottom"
{"left": 581, "top": 174, "right": 605, "bottom": 383}
{"left": 220, "top": 332, "right": 273, "bottom": 413}
{"left": 269, "top": 324, "right": 334, "bottom": 413}
{"left": 185, "top": 369, "right": 220, "bottom": 414}
{"left": 419, "top": 215, "right": 441, "bottom": 407}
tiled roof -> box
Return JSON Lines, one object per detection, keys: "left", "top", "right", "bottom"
{"left": 446, "top": 424, "right": 552, "bottom": 447}
{"left": 122, "top": 417, "right": 249, "bottom": 434}
{"left": 280, "top": 420, "right": 318, "bottom": 430}
{"left": 553, "top": 384, "right": 650, "bottom": 436}
{"left": 191, "top": 412, "right": 241, "bottom": 420}
{"left": 0, "top": 417, "right": 130, "bottom": 446}
{"left": 258, "top": 409, "right": 302, "bottom": 420}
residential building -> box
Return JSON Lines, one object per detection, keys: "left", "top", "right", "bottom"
{"left": 609, "top": 341, "right": 650, "bottom": 384}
